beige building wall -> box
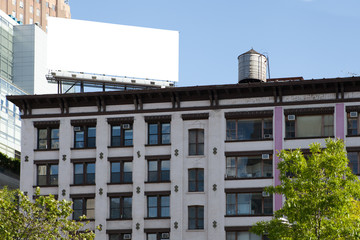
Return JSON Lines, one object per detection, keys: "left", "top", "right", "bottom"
{"left": 0, "top": 0, "right": 70, "bottom": 32}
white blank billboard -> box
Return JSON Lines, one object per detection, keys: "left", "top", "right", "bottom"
{"left": 47, "top": 18, "right": 179, "bottom": 82}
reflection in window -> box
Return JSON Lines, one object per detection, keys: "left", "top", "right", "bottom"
{"left": 110, "top": 196, "right": 132, "bottom": 219}
{"left": 147, "top": 195, "right": 170, "bottom": 218}
{"left": 148, "top": 160, "right": 170, "bottom": 182}
{"left": 189, "top": 129, "right": 204, "bottom": 155}
{"left": 226, "top": 193, "right": 272, "bottom": 216}
{"left": 348, "top": 152, "right": 360, "bottom": 175}
{"left": 74, "top": 162, "right": 95, "bottom": 184}
{"left": 111, "top": 161, "right": 132, "bottom": 183}
{"left": 37, "top": 164, "right": 58, "bottom": 186}
{"left": 73, "top": 198, "right": 95, "bottom": 220}
{"left": 226, "top": 156, "right": 272, "bottom": 179}
{"left": 226, "top": 118, "right": 272, "bottom": 141}
{"left": 148, "top": 122, "right": 170, "bottom": 145}
{"left": 188, "top": 206, "right": 204, "bottom": 230}
{"left": 286, "top": 114, "right": 333, "bottom": 138}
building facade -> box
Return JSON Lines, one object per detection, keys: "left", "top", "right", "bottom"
{"left": 0, "top": 0, "right": 70, "bottom": 32}
{"left": 8, "top": 76, "right": 360, "bottom": 240}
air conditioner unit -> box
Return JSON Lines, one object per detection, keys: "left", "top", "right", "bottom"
{"left": 122, "top": 124, "right": 131, "bottom": 129}
{"left": 288, "top": 115, "right": 296, "bottom": 121}
{"left": 262, "top": 191, "right": 270, "bottom": 197}
{"left": 161, "top": 233, "right": 170, "bottom": 239}
{"left": 264, "top": 134, "right": 272, "bottom": 139}
{"left": 74, "top": 127, "right": 82, "bottom": 131}
{"left": 350, "top": 112, "right": 358, "bottom": 118}
{"left": 123, "top": 234, "right": 132, "bottom": 239}
{"left": 262, "top": 154, "right": 270, "bottom": 160}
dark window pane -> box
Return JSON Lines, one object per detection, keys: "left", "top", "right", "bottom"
{"left": 149, "top": 135, "right": 158, "bottom": 145}
{"left": 111, "top": 136, "right": 121, "bottom": 147}
{"left": 112, "top": 126, "right": 121, "bottom": 137}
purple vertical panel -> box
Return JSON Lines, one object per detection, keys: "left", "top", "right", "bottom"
{"left": 274, "top": 106, "right": 283, "bottom": 211}
{"left": 336, "top": 103, "right": 345, "bottom": 140}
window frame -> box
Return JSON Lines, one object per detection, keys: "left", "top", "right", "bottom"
{"left": 35, "top": 161, "right": 59, "bottom": 186}
{"left": 188, "top": 129, "right": 204, "bottom": 156}
{"left": 226, "top": 117, "right": 273, "bottom": 141}
{"left": 71, "top": 195, "right": 95, "bottom": 221}
{"left": 108, "top": 233, "right": 132, "bottom": 240}
{"left": 147, "top": 158, "right": 170, "bottom": 183}
{"left": 35, "top": 124, "right": 59, "bottom": 150}
{"left": 146, "top": 232, "right": 170, "bottom": 240}
{"left": 71, "top": 159, "right": 96, "bottom": 185}
{"left": 188, "top": 205, "right": 204, "bottom": 230}
{"left": 225, "top": 153, "right": 273, "bottom": 179}
{"left": 147, "top": 121, "right": 171, "bottom": 145}
{"left": 188, "top": 168, "right": 204, "bottom": 192}
{"left": 109, "top": 159, "right": 133, "bottom": 184}
{"left": 109, "top": 195, "right": 132, "bottom": 220}
{"left": 347, "top": 151, "right": 360, "bottom": 175}
{"left": 225, "top": 191, "right": 273, "bottom": 216}
{"left": 73, "top": 125, "right": 96, "bottom": 149}
{"left": 226, "top": 230, "right": 268, "bottom": 240}
{"left": 110, "top": 124, "right": 133, "bottom": 147}
{"left": 347, "top": 111, "right": 360, "bottom": 136}
{"left": 284, "top": 108, "right": 334, "bottom": 139}
{"left": 146, "top": 193, "right": 171, "bottom": 219}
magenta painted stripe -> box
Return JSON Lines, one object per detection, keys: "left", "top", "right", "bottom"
{"left": 335, "top": 103, "right": 345, "bottom": 140}
{"left": 274, "top": 106, "right": 283, "bottom": 211}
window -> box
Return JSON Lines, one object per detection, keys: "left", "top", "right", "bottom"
{"left": 74, "top": 126, "right": 96, "bottom": 148}
{"left": 36, "top": 163, "right": 58, "bottom": 186}
{"left": 147, "top": 232, "right": 170, "bottom": 240}
{"left": 46, "top": 2, "right": 49, "bottom": 7}
{"left": 188, "top": 206, "right": 204, "bottom": 230}
{"left": 74, "top": 162, "right": 95, "bottom": 185}
{"left": 72, "top": 197, "right": 95, "bottom": 220}
{"left": 12, "top": 0, "right": 16, "bottom": 5}
{"left": 226, "top": 118, "right": 272, "bottom": 141}
{"left": 19, "top": 13, "right": 23, "bottom": 22}
{"left": 109, "top": 233, "right": 132, "bottom": 240}
{"left": 226, "top": 231, "right": 266, "bottom": 240}
{"left": 188, "top": 168, "right": 204, "bottom": 192}
{"left": 348, "top": 152, "right": 360, "bottom": 175}
{"left": 189, "top": 129, "right": 204, "bottom": 155}
{"left": 148, "top": 159, "right": 170, "bottom": 182}
{"left": 226, "top": 155, "right": 272, "bottom": 179}
{"left": 110, "top": 124, "right": 133, "bottom": 147}
{"left": 30, "top": 5, "right": 33, "bottom": 13}
{"left": 110, "top": 196, "right": 132, "bottom": 219}
{"left": 19, "top": 1, "right": 24, "bottom": 8}
{"left": 110, "top": 161, "right": 132, "bottom": 183}
{"left": 29, "top": 18, "right": 33, "bottom": 24}
{"left": 148, "top": 122, "right": 170, "bottom": 145}
{"left": 36, "top": 8, "right": 40, "bottom": 16}
{"left": 226, "top": 192, "right": 273, "bottom": 216}
{"left": 34, "top": 122, "right": 60, "bottom": 150}
{"left": 147, "top": 195, "right": 170, "bottom": 218}
{"left": 285, "top": 113, "right": 334, "bottom": 138}
{"left": 12, "top": 11, "right": 16, "bottom": 18}
{"left": 347, "top": 111, "right": 360, "bottom": 136}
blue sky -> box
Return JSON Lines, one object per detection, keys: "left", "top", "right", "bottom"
{"left": 69, "top": 0, "right": 360, "bottom": 86}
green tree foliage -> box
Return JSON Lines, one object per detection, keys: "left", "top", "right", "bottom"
{"left": 0, "top": 152, "right": 20, "bottom": 174}
{"left": 252, "top": 139, "right": 360, "bottom": 240}
{"left": 0, "top": 187, "right": 96, "bottom": 239}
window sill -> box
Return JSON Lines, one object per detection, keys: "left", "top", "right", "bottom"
{"left": 225, "top": 139, "right": 273, "bottom": 143}
{"left": 108, "top": 145, "right": 133, "bottom": 148}
{"left": 144, "top": 217, "right": 171, "bottom": 220}
{"left": 145, "top": 181, "right": 171, "bottom": 184}
{"left": 187, "top": 155, "right": 206, "bottom": 158}
{"left": 107, "top": 182, "right": 133, "bottom": 185}
{"left": 106, "top": 218, "right": 132, "bottom": 221}
{"left": 70, "top": 184, "right": 96, "bottom": 187}
{"left": 225, "top": 177, "right": 273, "bottom": 181}
{"left": 284, "top": 136, "right": 334, "bottom": 140}
{"left": 346, "top": 135, "right": 360, "bottom": 138}
{"left": 225, "top": 214, "right": 273, "bottom": 217}
{"left": 33, "top": 185, "right": 58, "bottom": 188}
{"left": 188, "top": 191, "right": 205, "bottom": 194}
{"left": 34, "top": 149, "right": 59, "bottom": 152}
{"left": 74, "top": 219, "right": 95, "bottom": 222}
{"left": 187, "top": 229, "right": 205, "bottom": 232}
{"left": 145, "top": 144, "right": 171, "bottom": 147}
{"left": 70, "top": 147, "right": 96, "bottom": 150}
